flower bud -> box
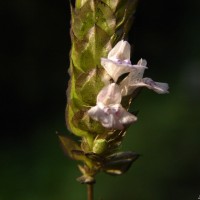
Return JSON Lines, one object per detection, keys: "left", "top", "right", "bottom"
{"left": 92, "top": 139, "right": 108, "bottom": 155}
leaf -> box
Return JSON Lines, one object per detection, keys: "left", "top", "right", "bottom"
{"left": 103, "top": 151, "right": 140, "bottom": 175}
{"left": 85, "top": 152, "right": 105, "bottom": 163}
{"left": 57, "top": 132, "right": 92, "bottom": 167}
{"left": 57, "top": 132, "right": 81, "bottom": 158}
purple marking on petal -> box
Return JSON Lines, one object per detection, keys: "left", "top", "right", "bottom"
{"left": 144, "top": 78, "right": 156, "bottom": 86}
{"left": 124, "top": 59, "right": 131, "bottom": 64}
{"left": 117, "top": 59, "right": 123, "bottom": 64}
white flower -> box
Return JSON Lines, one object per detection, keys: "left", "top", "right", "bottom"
{"left": 120, "top": 59, "right": 169, "bottom": 96}
{"left": 97, "top": 82, "right": 121, "bottom": 105}
{"left": 101, "top": 40, "right": 139, "bottom": 82}
{"left": 100, "top": 40, "right": 169, "bottom": 96}
{"left": 87, "top": 83, "right": 137, "bottom": 130}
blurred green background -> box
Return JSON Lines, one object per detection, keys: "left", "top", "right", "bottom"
{"left": 1, "top": 0, "right": 200, "bottom": 199}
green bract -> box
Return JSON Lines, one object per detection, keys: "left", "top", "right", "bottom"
{"left": 67, "top": 0, "right": 138, "bottom": 140}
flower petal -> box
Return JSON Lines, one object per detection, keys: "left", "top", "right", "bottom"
{"left": 121, "top": 77, "right": 169, "bottom": 96}
{"left": 131, "top": 58, "right": 148, "bottom": 80}
{"left": 97, "top": 83, "right": 121, "bottom": 105}
{"left": 119, "top": 107, "right": 137, "bottom": 125}
{"left": 101, "top": 58, "right": 134, "bottom": 82}
{"left": 142, "top": 78, "right": 169, "bottom": 94}
{"left": 101, "top": 40, "right": 141, "bottom": 82}
{"left": 88, "top": 103, "right": 137, "bottom": 130}
{"left": 87, "top": 105, "right": 104, "bottom": 121}
{"left": 108, "top": 40, "right": 131, "bottom": 61}
{"left": 119, "top": 60, "right": 147, "bottom": 96}
{"left": 136, "top": 58, "right": 147, "bottom": 67}
{"left": 100, "top": 104, "right": 136, "bottom": 130}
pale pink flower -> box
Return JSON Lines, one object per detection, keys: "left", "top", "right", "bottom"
{"left": 88, "top": 83, "right": 137, "bottom": 130}
{"left": 101, "top": 40, "right": 140, "bottom": 82}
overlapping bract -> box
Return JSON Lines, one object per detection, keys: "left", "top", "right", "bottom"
{"left": 66, "top": 0, "right": 138, "bottom": 139}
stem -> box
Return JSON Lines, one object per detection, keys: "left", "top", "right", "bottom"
{"left": 87, "top": 183, "right": 94, "bottom": 200}
{"left": 87, "top": 136, "right": 94, "bottom": 150}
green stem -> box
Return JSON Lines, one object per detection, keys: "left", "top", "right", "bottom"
{"left": 87, "top": 136, "right": 94, "bottom": 150}
{"left": 87, "top": 183, "right": 94, "bottom": 200}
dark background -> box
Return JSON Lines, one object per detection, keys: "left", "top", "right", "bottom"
{"left": 1, "top": 0, "right": 200, "bottom": 199}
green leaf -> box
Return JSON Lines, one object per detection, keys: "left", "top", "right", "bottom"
{"left": 57, "top": 132, "right": 93, "bottom": 168}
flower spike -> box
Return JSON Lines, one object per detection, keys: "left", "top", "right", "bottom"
{"left": 63, "top": 0, "right": 169, "bottom": 190}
